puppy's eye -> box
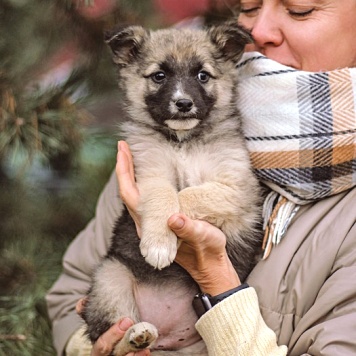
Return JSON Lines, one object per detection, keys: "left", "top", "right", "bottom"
{"left": 197, "top": 71, "right": 210, "bottom": 83}
{"left": 151, "top": 71, "right": 166, "bottom": 83}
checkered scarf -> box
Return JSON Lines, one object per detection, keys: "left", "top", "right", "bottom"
{"left": 236, "top": 53, "right": 356, "bottom": 256}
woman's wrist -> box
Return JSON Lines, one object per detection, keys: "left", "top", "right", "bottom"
{"left": 170, "top": 214, "right": 241, "bottom": 296}
{"left": 197, "top": 254, "right": 241, "bottom": 296}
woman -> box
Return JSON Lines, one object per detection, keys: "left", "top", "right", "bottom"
{"left": 46, "top": 0, "right": 356, "bottom": 355}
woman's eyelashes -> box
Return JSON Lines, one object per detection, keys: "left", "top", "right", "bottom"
{"left": 288, "top": 7, "right": 315, "bottom": 18}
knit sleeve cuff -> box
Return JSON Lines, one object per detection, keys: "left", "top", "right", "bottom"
{"left": 195, "top": 287, "right": 287, "bottom": 356}
{"left": 65, "top": 325, "right": 92, "bottom": 356}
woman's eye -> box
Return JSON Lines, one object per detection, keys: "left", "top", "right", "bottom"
{"left": 197, "top": 71, "right": 210, "bottom": 83}
{"left": 288, "top": 8, "right": 315, "bottom": 18}
{"left": 240, "top": 5, "right": 260, "bottom": 17}
{"left": 151, "top": 71, "right": 166, "bottom": 83}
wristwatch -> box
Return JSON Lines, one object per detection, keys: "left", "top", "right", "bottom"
{"left": 192, "top": 283, "right": 249, "bottom": 318}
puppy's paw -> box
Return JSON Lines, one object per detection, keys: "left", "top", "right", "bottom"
{"left": 140, "top": 229, "right": 178, "bottom": 269}
{"left": 128, "top": 322, "right": 158, "bottom": 350}
{"left": 113, "top": 322, "right": 158, "bottom": 356}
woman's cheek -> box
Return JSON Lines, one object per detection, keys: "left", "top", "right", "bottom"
{"left": 245, "top": 42, "right": 259, "bottom": 52}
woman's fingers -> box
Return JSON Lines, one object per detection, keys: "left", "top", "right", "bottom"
{"left": 91, "top": 318, "right": 151, "bottom": 356}
{"left": 76, "top": 300, "right": 149, "bottom": 356}
{"left": 118, "top": 141, "right": 135, "bottom": 182}
{"left": 168, "top": 213, "right": 225, "bottom": 246}
{"left": 169, "top": 213, "right": 240, "bottom": 295}
{"left": 75, "top": 297, "right": 87, "bottom": 317}
{"left": 91, "top": 318, "right": 133, "bottom": 356}
{"left": 116, "top": 141, "right": 139, "bottom": 207}
{"left": 116, "top": 141, "right": 142, "bottom": 237}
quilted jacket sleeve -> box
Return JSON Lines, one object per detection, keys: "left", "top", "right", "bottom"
{"left": 46, "top": 170, "right": 123, "bottom": 356}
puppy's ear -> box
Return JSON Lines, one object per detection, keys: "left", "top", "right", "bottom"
{"left": 209, "top": 22, "right": 253, "bottom": 63}
{"left": 104, "top": 25, "right": 148, "bottom": 66}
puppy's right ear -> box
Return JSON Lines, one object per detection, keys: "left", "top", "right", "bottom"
{"left": 104, "top": 26, "right": 148, "bottom": 66}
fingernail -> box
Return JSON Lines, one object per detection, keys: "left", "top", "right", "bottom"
{"left": 117, "top": 141, "right": 124, "bottom": 162}
{"left": 118, "top": 317, "right": 132, "bottom": 331}
{"left": 170, "top": 216, "right": 184, "bottom": 229}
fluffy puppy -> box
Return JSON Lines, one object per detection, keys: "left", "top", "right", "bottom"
{"left": 82, "top": 23, "right": 262, "bottom": 355}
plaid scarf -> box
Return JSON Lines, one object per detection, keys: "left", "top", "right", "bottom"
{"left": 236, "top": 53, "right": 356, "bottom": 257}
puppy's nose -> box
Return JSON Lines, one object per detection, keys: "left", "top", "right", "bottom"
{"left": 176, "top": 99, "right": 193, "bottom": 113}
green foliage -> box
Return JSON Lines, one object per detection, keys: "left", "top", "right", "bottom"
{"left": 0, "top": 85, "right": 87, "bottom": 169}
{"left": 0, "top": 1, "right": 158, "bottom": 353}
{"left": 0, "top": 0, "right": 156, "bottom": 165}
{"left": 0, "top": 134, "right": 116, "bottom": 355}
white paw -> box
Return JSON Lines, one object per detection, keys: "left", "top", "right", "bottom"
{"left": 113, "top": 322, "right": 158, "bottom": 356}
{"left": 140, "top": 230, "right": 178, "bottom": 269}
{"left": 127, "top": 322, "right": 158, "bottom": 350}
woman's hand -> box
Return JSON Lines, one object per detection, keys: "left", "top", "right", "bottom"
{"left": 76, "top": 299, "right": 150, "bottom": 356}
{"left": 168, "top": 214, "right": 241, "bottom": 296}
{"left": 116, "top": 141, "right": 142, "bottom": 237}
{"left": 116, "top": 141, "right": 241, "bottom": 295}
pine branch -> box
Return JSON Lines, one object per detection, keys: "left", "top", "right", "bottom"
{"left": 0, "top": 334, "right": 27, "bottom": 341}
{"left": 0, "top": 0, "right": 156, "bottom": 168}
{"left": 0, "top": 83, "right": 90, "bottom": 162}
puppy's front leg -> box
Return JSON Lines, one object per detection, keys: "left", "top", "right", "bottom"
{"left": 178, "top": 182, "right": 256, "bottom": 237}
{"left": 139, "top": 179, "right": 179, "bottom": 269}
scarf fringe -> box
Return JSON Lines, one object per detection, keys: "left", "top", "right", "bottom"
{"left": 262, "top": 192, "right": 300, "bottom": 260}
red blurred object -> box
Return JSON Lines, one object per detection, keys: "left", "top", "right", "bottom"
{"left": 77, "top": 0, "right": 115, "bottom": 19}
{"left": 154, "top": 0, "right": 210, "bottom": 24}
{"left": 154, "top": 0, "right": 237, "bottom": 24}
{"left": 34, "top": 42, "right": 80, "bottom": 89}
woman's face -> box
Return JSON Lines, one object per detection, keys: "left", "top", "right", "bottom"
{"left": 237, "top": 0, "right": 356, "bottom": 71}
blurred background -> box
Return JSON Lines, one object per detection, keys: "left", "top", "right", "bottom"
{"left": 0, "top": 0, "right": 237, "bottom": 354}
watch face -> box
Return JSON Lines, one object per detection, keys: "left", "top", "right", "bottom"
{"left": 192, "top": 293, "right": 212, "bottom": 318}
{"left": 193, "top": 295, "right": 206, "bottom": 318}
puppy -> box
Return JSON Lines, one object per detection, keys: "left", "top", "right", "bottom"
{"left": 82, "top": 23, "right": 262, "bottom": 355}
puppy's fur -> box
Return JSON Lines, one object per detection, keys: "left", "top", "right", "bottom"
{"left": 82, "top": 23, "right": 262, "bottom": 355}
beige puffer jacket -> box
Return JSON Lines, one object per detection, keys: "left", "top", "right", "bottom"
{"left": 46, "top": 170, "right": 356, "bottom": 355}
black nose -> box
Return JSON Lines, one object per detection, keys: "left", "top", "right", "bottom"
{"left": 176, "top": 99, "right": 193, "bottom": 113}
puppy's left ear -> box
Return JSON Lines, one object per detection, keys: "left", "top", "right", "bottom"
{"left": 209, "top": 22, "right": 253, "bottom": 63}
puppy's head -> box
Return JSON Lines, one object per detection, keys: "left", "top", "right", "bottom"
{"left": 105, "top": 23, "right": 252, "bottom": 141}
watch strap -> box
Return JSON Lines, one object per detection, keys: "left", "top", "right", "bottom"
{"left": 193, "top": 283, "right": 249, "bottom": 318}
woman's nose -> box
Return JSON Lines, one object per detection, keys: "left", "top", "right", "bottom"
{"left": 250, "top": 9, "right": 283, "bottom": 48}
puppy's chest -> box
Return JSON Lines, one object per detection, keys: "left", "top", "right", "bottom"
{"left": 134, "top": 143, "right": 209, "bottom": 190}
{"left": 174, "top": 149, "right": 195, "bottom": 190}
{"left": 172, "top": 146, "right": 213, "bottom": 190}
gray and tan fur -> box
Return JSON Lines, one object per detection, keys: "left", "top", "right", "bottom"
{"left": 82, "top": 23, "right": 262, "bottom": 355}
